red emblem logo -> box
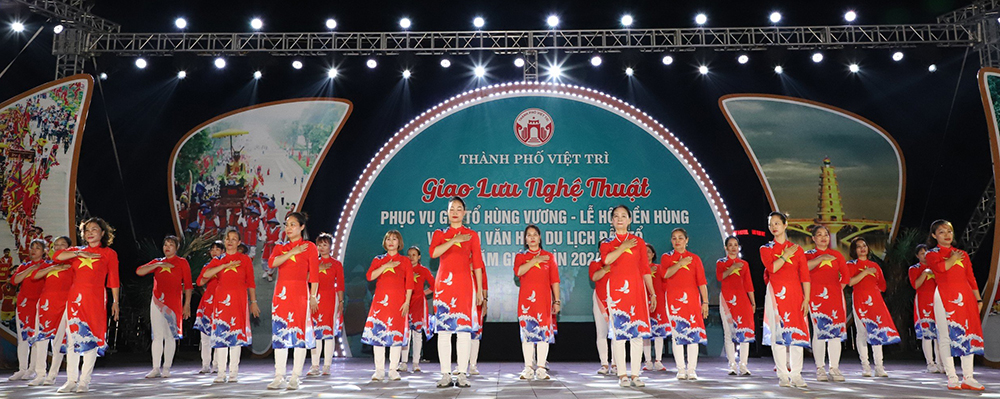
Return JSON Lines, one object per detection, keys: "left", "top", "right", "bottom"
{"left": 514, "top": 108, "right": 553, "bottom": 147}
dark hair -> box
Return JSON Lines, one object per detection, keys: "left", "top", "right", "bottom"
{"left": 210, "top": 240, "right": 225, "bottom": 252}
{"left": 767, "top": 211, "right": 788, "bottom": 224}
{"left": 163, "top": 235, "right": 181, "bottom": 248}
{"left": 28, "top": 239, "right": 47, "bottom": 250}
{"left": 523, "top": 224, "right": 543, "bottom": 250}
{"left": 407, "top": 245, "right": 421, "bottom": 256}
{"left": 645, "top": 243, "right": 656, "bottom": 259}
{"left": 53, "top": 236, "right": 72, "bottom": 248}
{"left": 2, "top": 248, "right": 8, "bottom": 253}
{"left": 612, "top": 204, "right": 630, "bottom": 215}
{"left": 724, "top": 235, "right": 739, "bottom": 247}
{"left": 79, "top": 217, "right": 115, "bottom": 247}
{"left": 848, "top": 237, "right": 868, "bottom": 260}
{"left": 316, "top": 232, "right": 333, "bottom": 245}
{"left": 926, "top": 219, "right": 953, "bottom": 248}
{"left": 237, "top": 243, "right": 249, "bottom": 254}
{"left": 223, "top": 226, "right": 242, "bottom": 242}
{"left": 915, "top": 243, "right": 928, "bottom": 252}
{"left": 671, "top": 228, "right": 689, "bottom": 239}
{"left": 286, "top": 212, "right": 309, "bottom": 240}
{"left": 449, "top": 196, "right": 466, "bottom": 209}
{"left": 810, "top": 225, "right": 830, "bottom": 236}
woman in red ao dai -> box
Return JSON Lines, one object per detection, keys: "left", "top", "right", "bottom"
{"left": 847, "top": 237, "right": 899, "bottom": 378}
{"left": 308, "top": 233, "right": 345, "bottom": 376}
{"left": 716, "top": 236, "right": 755, "bottom": 377}
{"left": 661, "top": 228, "right": 708, "bottom": 381}
{"left": 400, "top": 245, "right": 434, "bottom": 372}
{"left": 759, "top": 212, "right": 811, "bottom": 389}
{"left": 136, "top": 235, "right": 193, "bottom": 379}
{"left": 643, "top": 244, "right": 669, "bottom": 372}
{"left": 9, "top": 239, "right": 47, "bottom": 382}
{"left": 909, "top": 244, "right": 942, "bottom": 374}
{"left": 599, "top": 205, "right": 656, "bottom": 388}
{"left": 362, "top": 230, "right": 414, "bottom": 382}
{"left": 194, "top": 241, "right": 224, "bottom": 373}
{"left": 27, "top": 236, "right": 73, "bottom": 386}
{"left": 514, "top": 225, "right": 561, "bottom": 381}
{"left": 804, "top": 226, "right": 849, "bottom": 382}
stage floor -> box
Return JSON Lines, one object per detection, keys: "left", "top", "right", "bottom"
{"left": 1, "top": 357, "right": 997, "bottom": 398}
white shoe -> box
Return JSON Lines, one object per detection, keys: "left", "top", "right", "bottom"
{"left": 267, "top": 376, "right": 286, "bottom": 389}
{"left": 618, "top": 376, "right": 630, "bottom": 387}
{"left": 927, "top": 364, "right": 938, "bottom": 373}
{"left": 455, "top": 373, "right": 470, "bottom": 388}
{"left": 947, "top": 376, "right": 962, "bottom": 390}
{"left": 306, "top": 365, "right": 321, "bottom": 376}
{"left": 778, "top": 376, "right": 791, "bottom": 387}
{"left": 642, "top": 361, "right": 653, "bottom": 371}
{"left": 631, "top": 376, "right": 645, "bottom": 387}
{"left": 57, "top": 381, "right": 77, "bottom": 393}
{"left": 728, "top": 363, "right": 738, "bottom": 375}
{"left": 213, "top": 375, "right": 227, "bottom": 384}
{"left": 792, "top": 375, "right": 808, "bottom": 388}
{"left": 830, "top": 368, "right": 845, "bottom": 382}
{"left": 688, "top": 371, "right": 699, "bottom": 381}
{"left": 874, "top": 366, "right": 888, "bottom": 378}
{"left": 198, "top": 366, "right": 212, "bottom": 374}
{"left": 436, "top": 374, "right": 452, "bottom": 388}
{"left": 388, "top": 370, "right": 401, "bottom": 381}
{"left": 322, "top": 365, "right": 331, "bottom": 375}
{"left": 653, "top": 361, "right": 666, "bottom": 371}
{"left": 861, "top": 364, "right": 872, "bottom": 377}
{"left": 610, "top": 365, "right": 618, "bottom": 375}
{"left": 816, "top": 367, "right": 828, "bottom": 381}
{"left": 676, "top": 369, "right": 688, "bottom": 380}
{"left": 469, "top": 365, "right": 480, "bottom": 375}
{"left": 287, "top": 376, "right": 300, "bottom": 390}
{"left": 739, "top": 364, "right": 751, "bottom": 376}
{"left": 42, "top": 376, "right": 56, "bottom": 385}
{"left": 535, "top": 368, "right": 550, "bottom": 380}
{"left": 21, "top": 372, "right": 35, "bottom": 381}
{"left": 75, "top": 382, "right": 89, "bottom": 393}
{"left": 397, "top": 363, "right": 407, "bottom": 372}
{"left": 962, "top": 377, "right": 986, "bottom": 391}
{"left": 27, "top": 376, "right": 45, "bottom": 386}
{"left": 9, "top": 370, "right": 26, "bottom": 381}
{"left": 412, "top": 364, "right": 421, "bottom": 372}
{"left": 161, "top": 368, "right": 171, "bottom": 378}
{"left": 145, "top": 368, "right": 161, "bottom": 378}
{"left": 519, "top": 367, "right": 534, "bottom": 380}
{"left": 597, "top": 365, "right": 610, "bottom": 375}
{"left": 227, "top": 372, "right": 239, "bottom": 383}
{"left": 370, "top": 371, "right": 384, "bottom": 382}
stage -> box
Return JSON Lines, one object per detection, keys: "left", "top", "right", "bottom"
{"left": 1, "top": 357, "right": 994, "bottom": 398}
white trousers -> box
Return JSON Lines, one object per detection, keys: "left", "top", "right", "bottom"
{"left": 401, "top": 330, "right": 424, "bottom": 365}
{"left": 200, "top": 332, "right": 215, "bottom": 369}
{"left": 522, "top": 342, "right": 550, "bottom": 368}
{"left": 811, "top": 323, "right": 842, "bottom": 370}
{"left": 921, "top": 338, "right": 940, "bottom": 366}
{"left": 593, "top": 292, "right": 610, "bottom": 366}
{"left": 15, "top": 307, "right": 35, "bottom": 374}
{"left": 215, "top": 347, "right": 242, "bottom": 377}
{"left": 373, "top": 346, "right": 402, "bottom": 374}
{"left": 672, "top": 340, "right": 700, "bottom": 372}
{"left": 32, "top": 314, "right": 66, "bottom": 379}
{"left": 722, "top": 299, "right": 750, "bottom": 368}
{"left": 933, "top": 289, "right": 975, "bottom": 379}
{"left": 64, "top": 324, "right": 97, "bottom": 385}
{"left": 274, "top": 347, "right": 307, "bottom": 378}
{"left": 612, "top": 337, "right": 643, "bottom": 377}
{"left": 311, "top": 339, "right": 336, "bottom": 367}
{"left": 150, "top": 302, "right": 176, "bottom": 370}
{"left": 853, "top": 308, "right": 883, "bottom": 367}
{"left": 438, "top": 331, "right": 471, "bottom": 374}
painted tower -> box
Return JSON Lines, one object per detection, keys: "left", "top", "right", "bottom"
{"left": 817, "top": 157, "right": 846, "bottom": 234}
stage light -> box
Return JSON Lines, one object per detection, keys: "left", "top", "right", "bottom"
{"left": 135, "top": 58, "right": 147, "bottom": 69}
{"left": 440, "top": 58, "right": 451, "bottom": 68}
{"left": 514, "top": 57, "right": 525, "bottom": 68}
{"left": 99, "top": 72, "right": 108, "bottom": 80}
{"left": 625, "top": 67, "right": 634, "bottom": 76}
{"left": 547, "top": 64, "right": 562, "bottom": 79}
{"left": 774, "top": 65, "right": 783, "bottom": 74}
{"left": 928, "top": 64, "right": 937, "bottom": 72}
{"left": 590, "top": 55, "right": 602, "bottom": 67}
{"left": 53, "top": 24, "right": 63, "bottom": 34}
{"left": 695, "top": 13, "right": 707, "bottom": 25}
{"left": 366, "top": 59, "right": 377, "bottom": 69}
{"left": 473, "top": 16, "right": 485, "bottom": 28}
{"left": 474, "top": 65, "right": 486, "bottom": 78}
{"left": 812, "top": 52, "right": 824, "bottom": 63}
{"left": 326, "top": 19, "right": 337, "bottom": 30}
{"left": 546, "top": 15, "right": 560, "bottom": 28}
{"left": 177, "top": 70, "right": 187, "bottom": 79}
{"left": 402, "top": 69, "right": 411, "bottom": 79}
{"left": 175, "top": 17, "right": 187, "bottom": 29}
{"left": 327, "top": 68, "right": 338, "bottom": 79}
{"left": 662, "top": 55, "right": 674, "bottom": 65}
{"left": 11, "top": 21, "right": 25, "bottom": 32}
{"left": 844, "top": 11, "right": 857, "bottom": 22}
{"left": 253, "top": 70, "right": 262, "bottom": 79}
{"left": 621, "top": 14, "right": 633, "bottom": 27}
{"left": 214, "top": 57, "right": 226, "bottom": 69}
{"left": 892, "top": 51, "right": 904, "bottom": 61}
{"left": 399, "top": 18, "right": 411, "bottom": 29}
{"left": 699, "top": 65, "right": 709, "bottom": 75}
{"left": 737, "top": 54, "right": 749, "bottom": 64}
{"left": 292, "top": 60, "right": 303, "bottom": 70}
{"left": 848, "top": 63, "right": 860, "bottom": 73}
{"left": 769, "top": 12, "right": 782, "bottom": 23}
{"left": 250, "top": 18, "right": 263, "bottom": 30}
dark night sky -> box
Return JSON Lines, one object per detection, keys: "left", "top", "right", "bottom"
{"left": 0, "top": 0, "right": 992, "bottom": 275}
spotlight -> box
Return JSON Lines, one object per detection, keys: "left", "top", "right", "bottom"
{"left": 546, "top": 15, "right": 560, "bottom": 28}
{"left": 812, "top": 53, "right": 824, "bottom": 63}
{"left": 402, "top": 69, "right": 411, "bottom": 79}
{"left": 250, "top": 18, "right": 263, "bottom": 30}
{"left": 621, "top": 14, "right": 633, "bottom": 27}
{"left": 892, "top": 51, "right": 904, "bottom": 62}
{"left": 253, "top": 70, "right": 262, "bottom": 79}
{"left": 844, "top": 11, "right": 857, "bottom": 23}
{"left": 514, "top": 58, "right": 525, "bottom": 68}
{"left": 928, "top": 64, "right": 937, "bottom": 72}
{"left": 53, "top": 24, "right": 64, "bottom": 34}
{"left": 11, "top": 21, "right": 25, "bottom": 32}
{"left": 366, "top": 59, "right": 377, "bottom": 69}
{"left": 214, "top": 58, "right": 226, "bottom": 69}
{"left": 440, "top": 58, "right": 451, "bottom": 68}
{"left": 99, "top": 72, "right": 108, "bottom": 80}
{"left": 399, "top": 18, "right": 411, "bottom": 29}
{"left": 547, "top": 64, "right": 562, "bottom": 79}
{"left": 175, "top": 17, "right": 187, "bottom": 29}
{"left": 662, "top": 55, "right": 674, "bottom": 65}
{"left": 474, "top": 65, "right": 486, "bottom": 78}
{"left": 327, "top": 68, "right": 338, "bottom": 79}
{"left": 848, "top": 63, "right": 860, "bottom": 73}
{"left": 473, "top": 17, "right": 485, "bottom": 29}
{"left": 625, "top": 67, "right": 634, "bottom": 76}
{"left": 737, "top": 54, "right": 749, "bottom": 64}
{"left": 699, "top": 65, "right": 709, "bottom": 75}
{"left": 326, "top": 19, "right": 337, "bottom": 30}
{"left": 135, "top": 58, "right": 147, "bottom": 69}
{"left": 695, "top": 13, "right": 708, "bottom": 25}
{"left": 177, "top": 70, "right": 187, "bottom": 79}
{"left": 292, "top": 60, "right": 303, "bottom": 70}
{"left": 774, "top": 65, "right": 784, "bottom": 74}
{"left": 590, "top": 55, "right": 602, "bottom": 67}
{"left": 769, "top": 12, "right": 782, "bottom": 23}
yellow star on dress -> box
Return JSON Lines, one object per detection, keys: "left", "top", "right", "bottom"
{"left": 46, "top": 268, "right": 63, "bottom": 278}
{"left": 160, "top": 264, "right": 173, "bottom": 273}
{"left": 320, "top": 267, "right": 329, "bottom": 275}
{"left": 224, "top": 262, "right": 240, "bottom": 273}
{"left": 78, "top": 257, "right": 97, "bottom": 269}
{"left": 284, "top": 251, "right": 297, "bottom": 263}
{"left": 819, "top": 259, "right": 834, "bottom": 268}
{"left": 954, "top": 257, "right": 965, "bottom": 268}
{"left": 384, "top": 263, "right": 396, "bottom": 274}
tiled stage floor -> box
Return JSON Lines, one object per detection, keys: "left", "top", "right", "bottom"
{"left": 2, "top": 356, "right": 998, "bottom": 398}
